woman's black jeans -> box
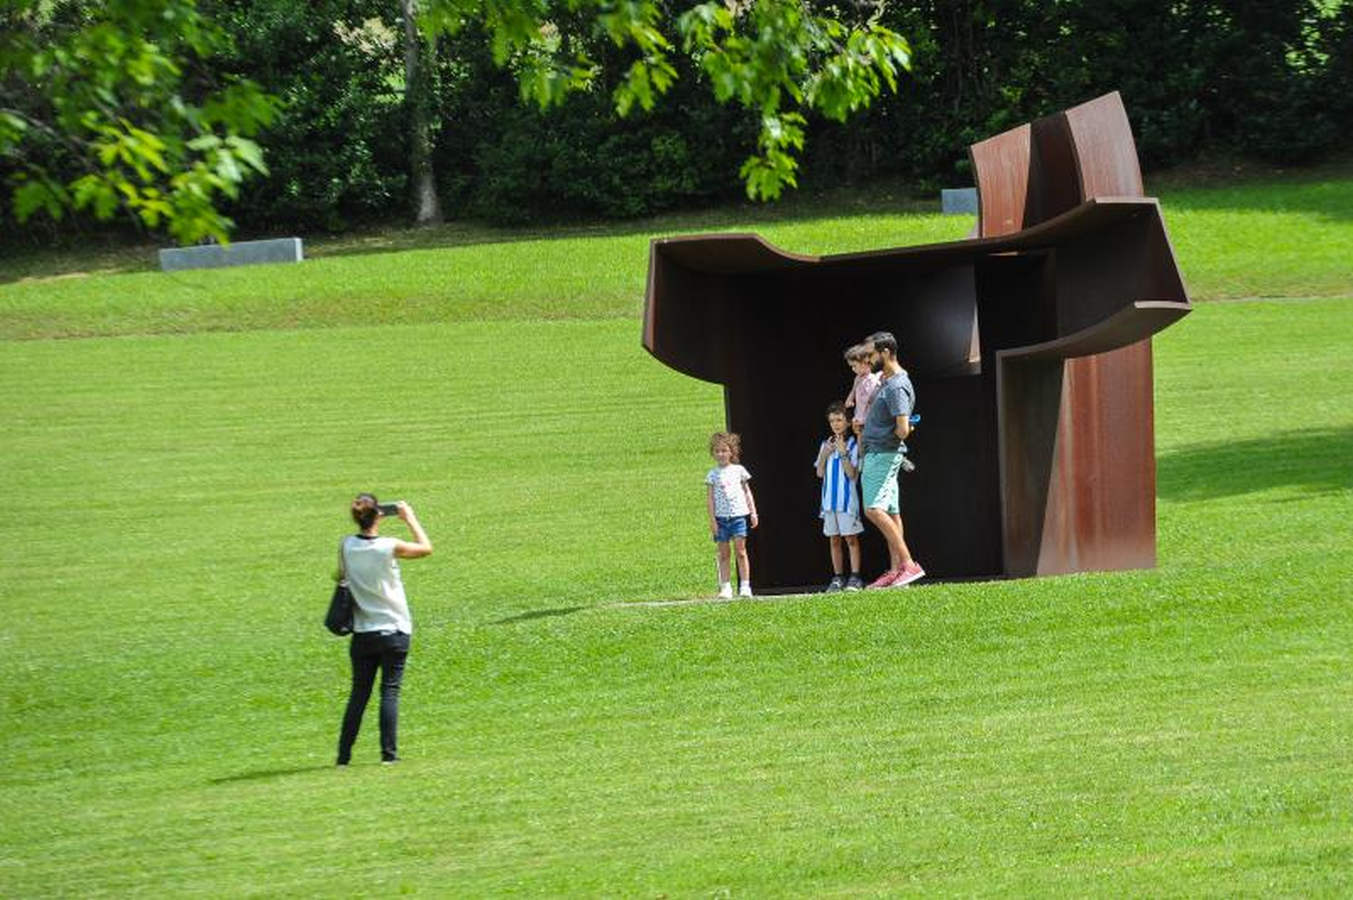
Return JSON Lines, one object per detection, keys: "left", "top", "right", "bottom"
{"left": 337, "top": 631, "right": 410, "bottom": 764}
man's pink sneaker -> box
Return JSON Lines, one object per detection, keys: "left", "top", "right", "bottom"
{"left": 866, "top": 569, "right": 900, "bottom": 589}
{"left": 891, "top": 561, "right": 926, "bottom": 587}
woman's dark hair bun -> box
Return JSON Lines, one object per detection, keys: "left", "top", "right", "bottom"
{"left": 351, "top": 492, "right": 379, "bottom": 529}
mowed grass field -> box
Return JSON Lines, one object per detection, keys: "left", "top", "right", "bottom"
{"left": 1, "top": 172, "right": 1352, "bottom": 895}
{"left": 2, "top": 167, "right": 1351, "bottom": 339}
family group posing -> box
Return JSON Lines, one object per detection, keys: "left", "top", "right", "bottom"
{"left": 705, "top": 330, "right": 926, "bottom": 598}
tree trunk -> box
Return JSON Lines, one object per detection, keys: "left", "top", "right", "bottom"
{"left": 401, "top": 0, "right": 444, "bottom": 225}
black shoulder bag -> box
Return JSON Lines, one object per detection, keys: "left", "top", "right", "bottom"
{"left": 324, "top": 538, "right": 355, "bottom": 636}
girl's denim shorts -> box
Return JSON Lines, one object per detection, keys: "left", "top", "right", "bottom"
{"left": 713, "top": 515, "right": 749, "bottom": 543}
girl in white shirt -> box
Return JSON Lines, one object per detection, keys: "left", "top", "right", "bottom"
{"left": 705, "top": 432, "right": 759, "bottom": 599}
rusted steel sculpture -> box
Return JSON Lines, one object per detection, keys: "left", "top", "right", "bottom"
{"left": 643, "top": 92, "right": 1191, "bottom": 591}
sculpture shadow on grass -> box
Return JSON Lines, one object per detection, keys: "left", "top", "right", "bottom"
{"left": 1157, "top": 425, "right": 1353, "bottom": 502}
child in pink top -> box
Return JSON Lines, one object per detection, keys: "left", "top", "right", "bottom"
{"left": 843, "top": 344, "right": 882, "bottom": 441}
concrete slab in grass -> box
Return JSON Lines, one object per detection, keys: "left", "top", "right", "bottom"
{"left": 941, "top": 188, "right": 978, "bottom": 215}
{"left": 159, "top": 238, "right": 304, "bottom": 272}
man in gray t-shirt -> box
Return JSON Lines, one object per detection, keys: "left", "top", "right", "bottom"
{"left": 861, "top": 366, "right": 915, "bottom": 454}
{"left": 859, "top": 331, "right": 926, "bottom": 589}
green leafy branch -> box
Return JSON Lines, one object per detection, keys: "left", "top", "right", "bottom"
{"left": 2, "top": 0, "right": 278, "bottom": 244}
{"left": 420, "top": 0, "right": 911, "bottom": 201}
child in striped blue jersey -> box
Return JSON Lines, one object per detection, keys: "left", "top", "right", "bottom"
{"left": 814, "top": 402, "right": 865, "bottom": 592}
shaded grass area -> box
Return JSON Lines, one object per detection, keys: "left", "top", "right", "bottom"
{"left": 1, "top": 168, "right": 1350, "bottom": 340}
{"left": 1158, "top": 425, "right": 1352, "bottom": 501}
{"left": 1, "top": 299, "right": 1350, "bottom": 893}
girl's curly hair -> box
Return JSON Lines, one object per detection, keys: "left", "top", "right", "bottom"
{"left": 708, "top": 431, "right": 742, "bottom": 462}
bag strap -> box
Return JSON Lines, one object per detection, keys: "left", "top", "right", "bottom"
{"left": 337, "top": 536, "right": 349, "bottom": 583}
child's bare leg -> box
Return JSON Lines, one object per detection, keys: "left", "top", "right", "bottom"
{"left": 733, "top": 537, "right": 751, "bottom": 585}
{"left": 845, "top": 534, "right": 861, "bottom": 573}
{"left": 828, "top": 535, "right": 844, "bottom": 574}
{"left": 716, "top": 541, "right": 732, "bottom": 584}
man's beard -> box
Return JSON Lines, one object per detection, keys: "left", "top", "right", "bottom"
{"left": 871, "top": 359, "right": 884, "bottom": 373}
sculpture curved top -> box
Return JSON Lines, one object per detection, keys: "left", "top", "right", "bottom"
{"left": 643, "top": 92, "right": 1192, "bottom": 591}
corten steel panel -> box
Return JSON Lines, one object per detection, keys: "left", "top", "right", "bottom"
{"left": 1027, "top": 113, "right": 1083, "bottom": 227}
{"left": 1041, "top": 341, "right": 1157, "bottom": 574}
{"left": 1065, "top": 93, "right": 1145, "bottom": 199}
{"left": 981, "top": 92, "right": 1182, "bottom": 578}
{"left": 970, "top": 124, "right": 1032, "bottom": 237}
{"left": 972, "top": 92, "right": 1139, "bottom": 239}
{"left": 644, "top": 92, "right": 1191, "bottom": 591}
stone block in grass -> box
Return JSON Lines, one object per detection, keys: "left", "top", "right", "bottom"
{"left": 941, "top": 187, "right": 978, "bottom": 214}
{"left": 158, "top": 238, "right": 304, "bottom": 272}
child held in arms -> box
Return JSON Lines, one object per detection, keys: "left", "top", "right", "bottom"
{"left": 815, "top": 402, "right": 865, "bottom": 592}
{"left": 843, "top": 344, "right": 881, "bottom": 442}
{"left": 706, "top": 431, "right": 759, "bottom": 599}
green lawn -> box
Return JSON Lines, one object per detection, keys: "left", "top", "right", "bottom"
{"left": 2, "top": 284, "right": 1351, "bottom": 893}
{"left": 2, "top": 167, "right": 1351, "bottom": 340}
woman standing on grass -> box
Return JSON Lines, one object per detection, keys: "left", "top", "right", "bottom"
{"left": 336, "top": 493, "right": 432, "bottom": 766}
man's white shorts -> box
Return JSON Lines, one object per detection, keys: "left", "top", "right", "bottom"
{"left": 822, "top": 509, "right": 864, "bottom": 537}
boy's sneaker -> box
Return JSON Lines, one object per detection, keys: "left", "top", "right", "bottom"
{"left": 738, "top": 584, "right": 753, "bottom": 598}
{"left": 867, "top": 569, "right": 900, "bottom": 589}
{"left": 717, "top": 583, "right": 733, "bottom": 600}
{"left": 845, "top": 575, "right": 864, "bottom": 592}
{"left": 824, "top": 576, "right": 845, "bottom": 593}
{"left": 891, "top": 561, "right": 926, "bottom": 587}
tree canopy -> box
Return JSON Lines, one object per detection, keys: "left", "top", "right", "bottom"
{"left": 417, "top": 0, "right": 911, "bottom": 200}
{"left": 3, "top": 0, "right": 1350, "bottom": 244}
{"left": 1, "top": 0, "right": 277, "bottom": 243}
{"left": 2, "top": 0, "right": 911, "bottom": 242}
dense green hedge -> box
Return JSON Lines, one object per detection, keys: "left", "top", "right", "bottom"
{"left": 433, "top": 28, "right": 755, "bottom": 224}
{"left": 207, "top": 0, "right": 408, "bottom": 233}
